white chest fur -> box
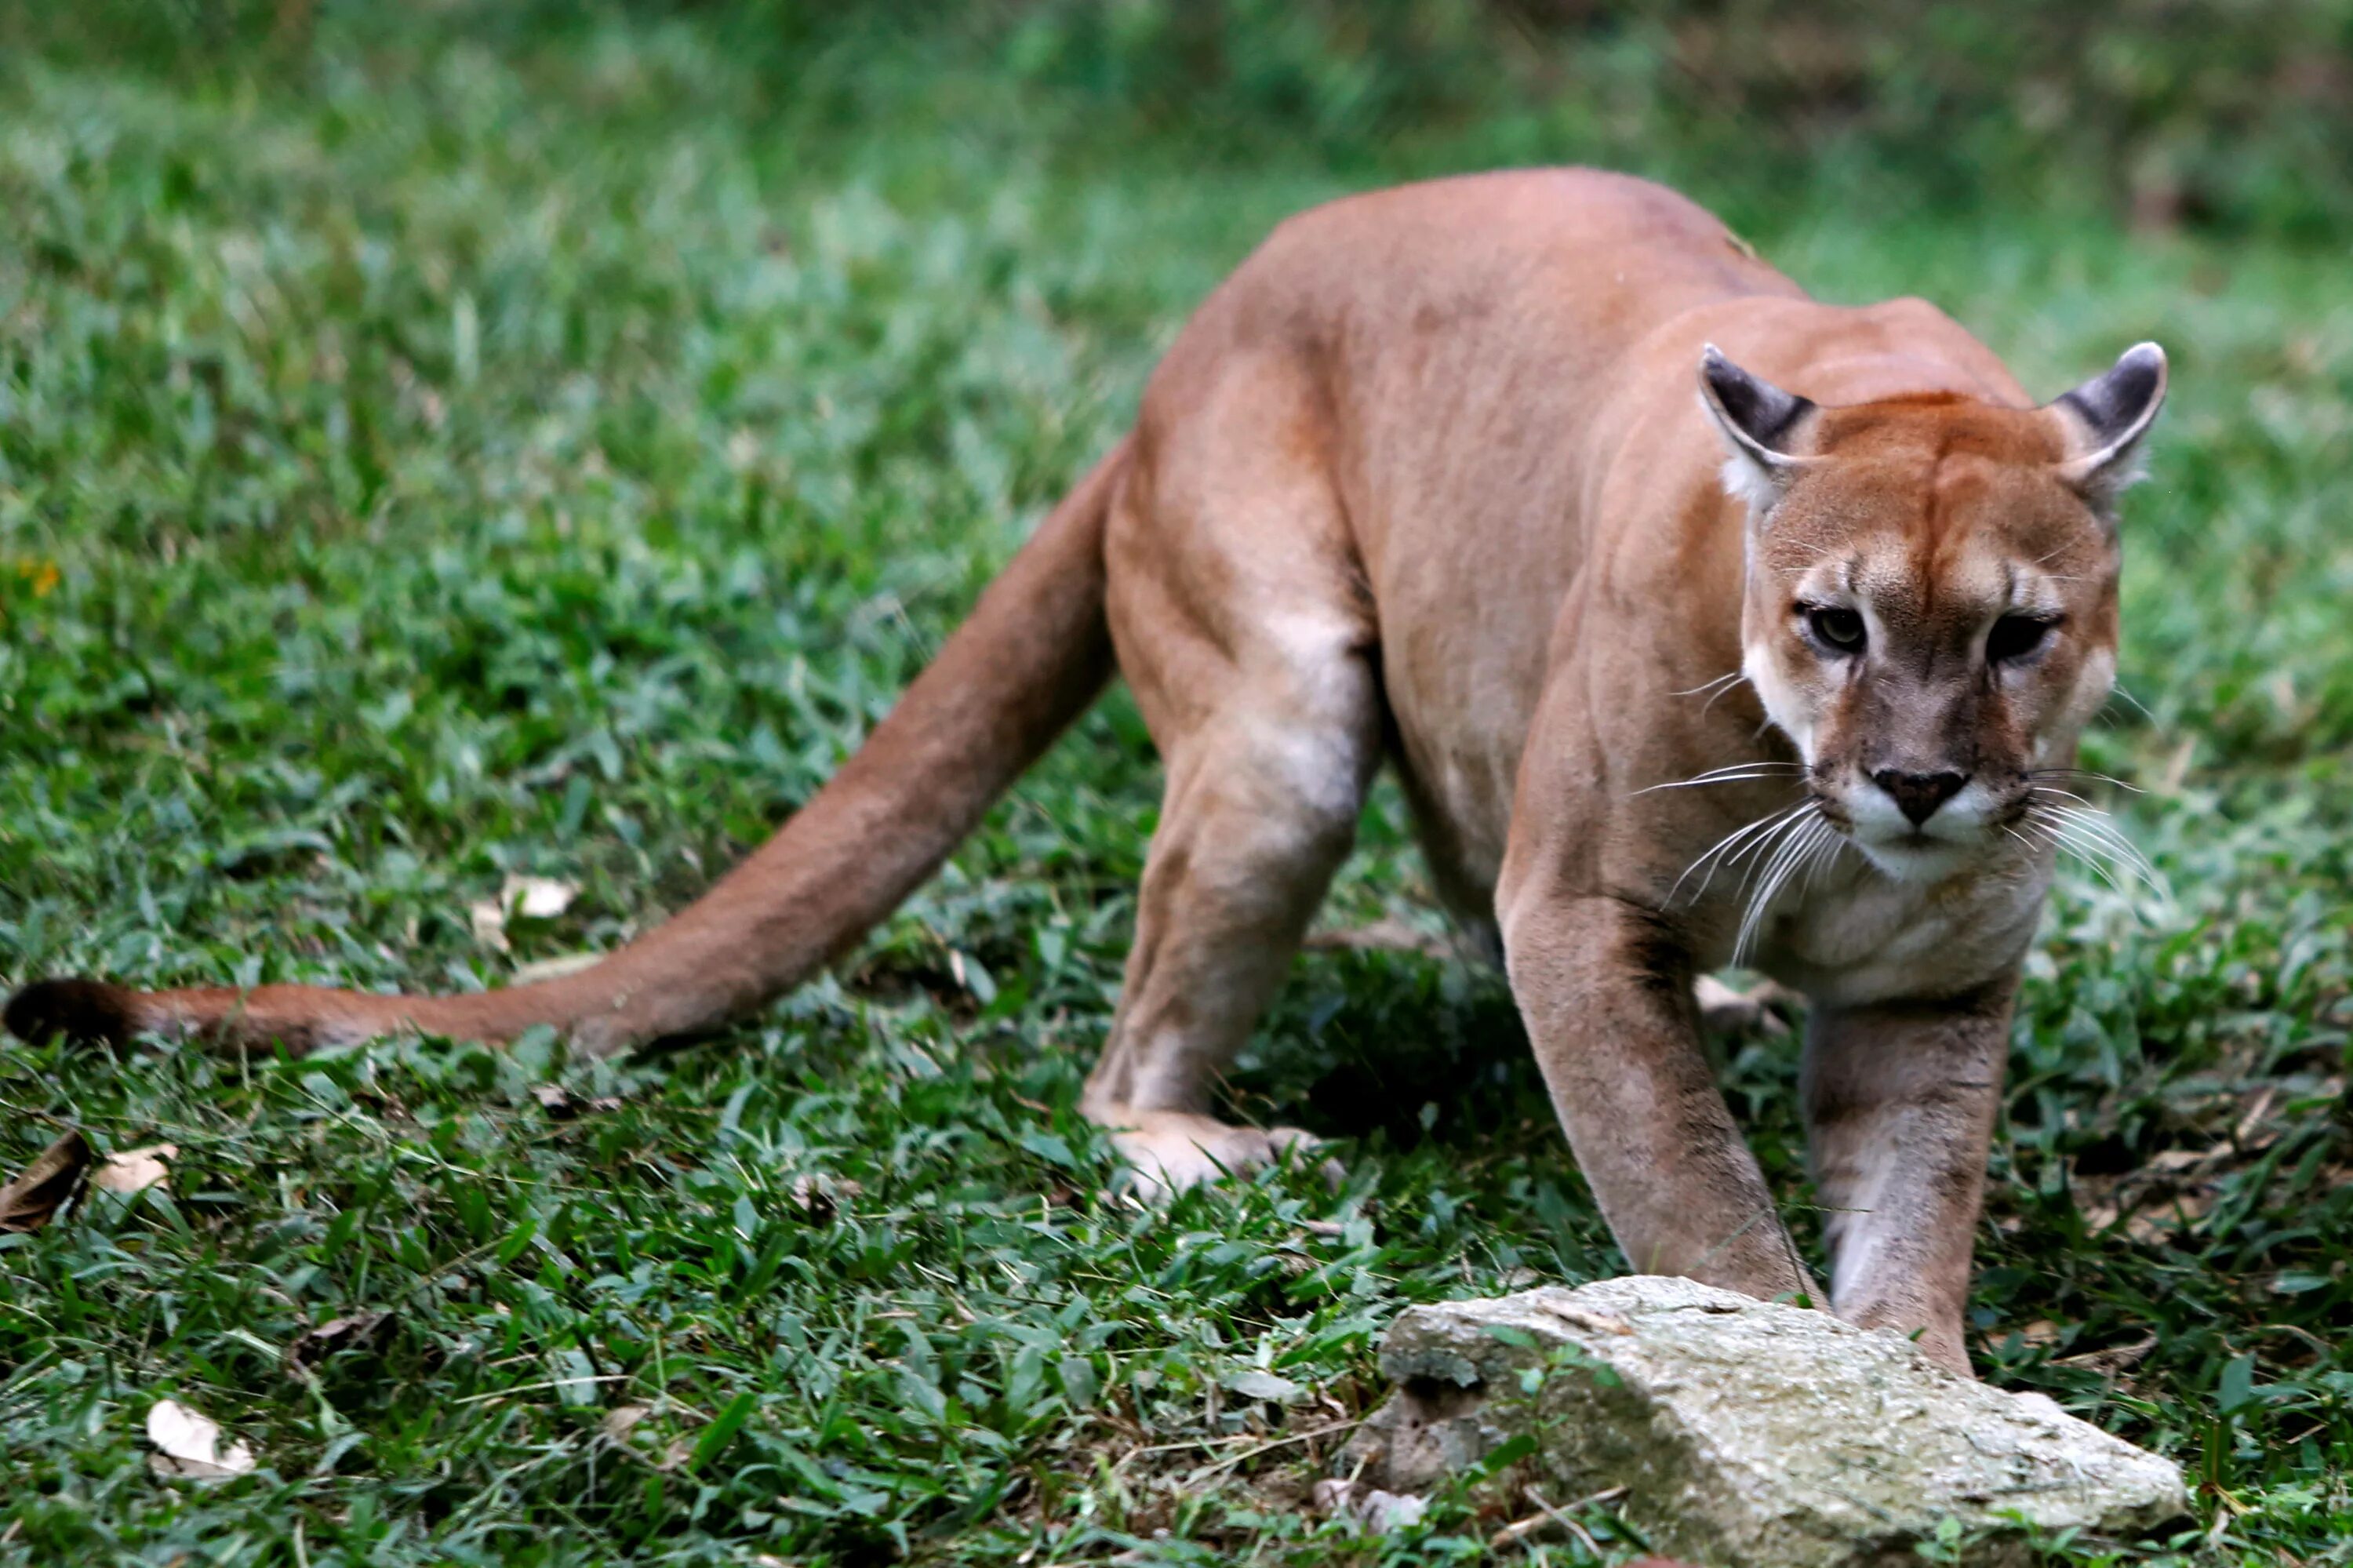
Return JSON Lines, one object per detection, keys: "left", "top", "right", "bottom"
{"left": 1750, "top": 851, "right": 2050, "bottom": 1007}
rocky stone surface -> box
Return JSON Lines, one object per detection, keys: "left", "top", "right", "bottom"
{"left": 1344, "top": 1276, "right": 2188, "bottom": 1566}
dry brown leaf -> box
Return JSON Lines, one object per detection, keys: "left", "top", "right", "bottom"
{"left": 285, "top": 1311, "right": 392, "bottom": 1371}
{"left": 2056, "top": 1331, "right": 2158, "bottom": 1376}
{"left": 790, "top": 1173, "right": 862, "bottom": 1224}
{"left": 2018, "top": 1319, "right": 2064, "bottom": 1348}
{"left": 2125, "top": 1190, "right": 2214, "bottom": 1245}
{"left": 1693, "top": 974, "right": 1794, "bottom": 1035}
{"left": 602, "top": 1402, "right": 696, "bottom": 1470}
{"left": 93, "top": 1143, "right": 178, "bottom": 1196}
{"left": 1302, "top": 918, "right": 1453, "bottom": 961}
{"left": 147, "top": 1398, "right": 256, "bottom": 1479}
{"left": 2234, "top": 1086, "right": 2280, "bottom": 1144}
{"left": 0, "top": 1130, "right": 90, "bottom": 1232}
{"left": 530, "top": 1084, "right": 624, "bottom": 1120}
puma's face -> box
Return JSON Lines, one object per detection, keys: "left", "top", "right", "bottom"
{"left": 1701, "top": 344, "right": 2166, "bottom": 882}
{"left": 1740, "top": 425, "right": 2120, "bottom": 879}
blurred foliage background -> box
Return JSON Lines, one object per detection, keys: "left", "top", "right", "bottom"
{"left": 13, "top": 0, "right": 2353, "bottom": 237}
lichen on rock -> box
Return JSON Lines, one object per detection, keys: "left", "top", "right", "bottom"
{"left": 1344, "top": 1277, "right": 2188, "bottom": 1566}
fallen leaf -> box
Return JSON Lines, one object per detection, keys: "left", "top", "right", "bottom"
{"left": 530, "top": 1084, "right": 624, "bottom": 1120}
{"left": 1315, "top": 1478, "right": 1429, "bottom": 1533}
{"left": 512, "top": 950, "right": 602, "bottom": 986}
{"left": 2018, "top": 1319, "right": 2063, "bottom": 1348}
{"left": 790, "top": 1173, "right": 862, "bottom": 1224}
{"left": 1694, "top": 974, "right": 1793, "bottom": 1035}
{"left": 93, "top": 1143, "right": 178, "bottom": 1196}
{"left": 285, "top": 1311, "right": 392, "bottom": 1371}
{"left": 597, "top": 1402, "right": 693, "bottom": 1469}
{"left": 1225, "top": 1369, "right": 1305, "bottom": 1405}
{"left": 471, "top": 875, "right": 580, "bottom": 951}
{"left": 2056, "top": 1332, "right": 2158, "bottom": 1377}
{"left": 1303, "top": 918, "right": 1453, "bottom": 961}
{"left": 147, "top": 1398, "right": 256, "bottom": 1479}
{"left": 507, "top": 875, "right": 577, "bottom": 919}
{"left": 2125, "top": 1195, "right": 2210, "bottom": 1245}
{"left": 0, "top": 1130, "right": 90, "bottom": 1232}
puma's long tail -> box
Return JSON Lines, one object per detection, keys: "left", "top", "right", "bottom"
{"left": 5, "top": 442, "right": 1129, "bottom": 1057}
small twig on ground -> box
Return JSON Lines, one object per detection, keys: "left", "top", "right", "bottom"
{"left": 1494, "top": 1485, "right": 1624, "bottom": 1554}
{"left": 1187, "top": 1418, "right": 1363, "bottom": 1480}
{"left": 449, "top": 1373, "right": 635, "bottom": 1406}
{"left": 1115, "top": 1417, "right": 1362, "bottom": 1475}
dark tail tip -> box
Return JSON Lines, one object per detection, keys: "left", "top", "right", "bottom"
{"left": 5, "top": 979, "right": 140, "bottom": 1046}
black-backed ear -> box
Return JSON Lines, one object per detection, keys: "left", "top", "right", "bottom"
{"left": 2048, "top": 342, "right": 2167, "bottom": 505}
{"left": 1697, "top": 344, "right": 1817, "bottom": 517}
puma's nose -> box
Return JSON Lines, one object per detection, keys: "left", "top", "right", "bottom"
{"left": 1871, "top": 769, "right": 1968, "bottom": 826}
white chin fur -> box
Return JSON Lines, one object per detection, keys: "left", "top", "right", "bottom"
{"left": 1843, "top": 778, "right": 2000, "bottom": 882}
{"left": 1853, "top": 836, "right": 1975, "bottom": 882}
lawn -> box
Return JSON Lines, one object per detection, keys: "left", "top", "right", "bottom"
{"left": 2, "top": 9, "right": 2350, "bottom": 1565}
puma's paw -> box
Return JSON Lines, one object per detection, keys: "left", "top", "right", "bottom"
{"left": 1097, "top": 1108, "right": 1340, "bottom": 1201}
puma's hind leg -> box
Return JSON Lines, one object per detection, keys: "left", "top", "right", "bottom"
{"left": 1078, "top": 700, "right": 1373, "bottom": 1197}
{"left": 1081, "top": 384, "right": 1380, "bottom": 1197}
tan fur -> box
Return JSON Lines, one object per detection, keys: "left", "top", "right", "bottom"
{"left": 9, "top": 171, "right": 2166, "bottom": 1373}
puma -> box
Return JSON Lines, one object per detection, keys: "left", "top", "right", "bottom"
{"left": 9, "top": 170, "right": 2166, "bottom": 1373}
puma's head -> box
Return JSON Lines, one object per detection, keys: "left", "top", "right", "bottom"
{"left": 1700, "top": 342, "right": 2166, "bottom": 882}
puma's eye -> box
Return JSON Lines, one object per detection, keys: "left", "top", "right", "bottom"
{"left": 1805, "top": 606, "right": 1866, "bottom": 654}
{"left": 1987, "top": 615, "right": 2057, "bottom": 664}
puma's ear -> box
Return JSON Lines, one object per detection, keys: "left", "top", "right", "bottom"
{"left": 2049, "top": 342, "right": 2167, "bottom": 505}
{"left": 1697, "top": 344, "right": 1817, "bottom": 517}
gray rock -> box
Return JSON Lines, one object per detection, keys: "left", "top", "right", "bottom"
{"left": 1345, "top": 1277, "right": 2188, "bottom": 1566}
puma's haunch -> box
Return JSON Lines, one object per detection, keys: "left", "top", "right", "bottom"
{"left": 9, "top": 171, "right": 2166, "bottom": 1373}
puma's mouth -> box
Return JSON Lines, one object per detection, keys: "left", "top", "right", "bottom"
{"left": 1849, "top": 831, "right": 1976, "bottom": 882}
{"left": 1821, "top": 780, "right": 2011, "bottom": 882}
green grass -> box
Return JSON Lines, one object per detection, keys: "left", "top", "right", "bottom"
{"left": 3, "top": 12, "right": 2351, "bottom": 1566}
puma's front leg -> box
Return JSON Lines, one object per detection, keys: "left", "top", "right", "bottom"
{"left": 1503, "top": 890, "right": 1810, "bottom": 1303}
{"left": 1802, "top": 985, "right": 2013, "bottom": 1375}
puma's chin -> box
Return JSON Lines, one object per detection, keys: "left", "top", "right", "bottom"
{"left": 1853, "top": 833, "right": 1978, "bottom": 883}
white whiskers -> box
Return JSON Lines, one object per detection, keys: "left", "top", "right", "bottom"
{"left": 1671, "top": 671, "right": 1745, "bottom": 700}
{"left": 1670, "top": 669, "right": 1758, "bottom": 721}
{"left": 2014, "top": 786, "right": 2169, "bottom": 905}
{"left": 1669, "top": 798, "right": 1812, "bottom": 905}
{"left": 1669, "top": 788, "right": 1849, "bottom": 966}
{"left": 1632, "top": 760, "right": 1808, "bottom": 796}
{"left": 1730, "top": 808, "right": 1845, "bottom": 967}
